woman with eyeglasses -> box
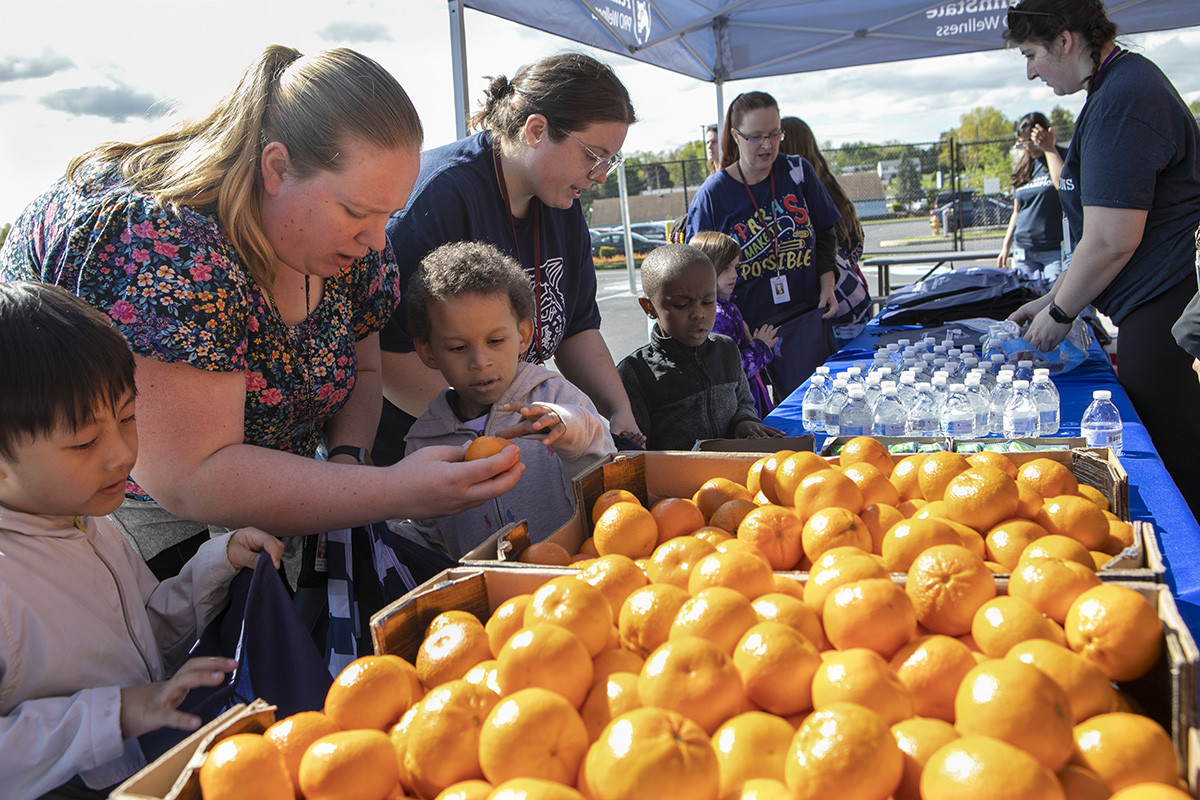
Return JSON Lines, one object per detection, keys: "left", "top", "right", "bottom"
{"left": 685, "top": 91, "right": 841, "bottom": 399}
{"left": 995, "top": 111, "right": 1068, "bottom": 287}
{"left": 1005, "top": 0, "right": 1200, "bottom": 518}
{"left": 376, "top": 53, "right": 644, "bottom": 462}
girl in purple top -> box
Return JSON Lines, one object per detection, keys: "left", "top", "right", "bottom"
{"left": 690, "top": 231, "right": 778, "bottom": 416}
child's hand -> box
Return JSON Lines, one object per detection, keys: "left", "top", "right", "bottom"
{"left": 119, "top": 656, "right": 238, "bottom": 738}
{"left": 735, "top": 420, "right": 785, "bottom": 439}
{"left": 494, "top": 402, "right": 566, "bottom": 447}
{"left": 226, "top": 526, "right": 284, "bottom": 570}
{"left": 752, "top": 324, "right": 779, "bottom": 348}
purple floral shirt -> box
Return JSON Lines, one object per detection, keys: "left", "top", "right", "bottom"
{"left": 713, "top": 296, "right": 773, "bottom": 379}
{"left": 0, "top": 165, "right": 402, "bottom": 499}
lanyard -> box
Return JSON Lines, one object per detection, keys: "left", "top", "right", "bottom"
{"left": 492, "top": 142, "right": 545, "bottom": 363}
{"left": 736, "top": 161, "right": 780, "bottom": 266}
{"left": 1090, "top": 45, "right": 1122, "bottom": 95}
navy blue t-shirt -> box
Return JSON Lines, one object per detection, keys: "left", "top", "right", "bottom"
{"left": 1013, "top": 146, "right": 1066, "bottom": 251}
{"left": 1058, "top": 52, "right": 1200, "bottom": 324}
{"left": 381, "top": 132, "right": 601, "bottom": 359}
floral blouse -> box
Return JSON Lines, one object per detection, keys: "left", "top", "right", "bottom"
{"left": 0, "top": 165, "right": 402, "bottom": 499}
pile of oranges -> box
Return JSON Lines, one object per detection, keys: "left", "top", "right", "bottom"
{"left": 196, "top": 437, "right": 1186, "bottom": 800}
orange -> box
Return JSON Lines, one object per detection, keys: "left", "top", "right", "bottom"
{"left": 487, "top": 778, "right": 587, "bottom": 800}
{"left": 772, "top": 452, "right": 832, "bottom": 507}
{"left": 404, "top": 680, "right": 498, "bottom": 798}
{"left": 811, "top": 648, "right": 913, "bottom": 725}
{"left": 264, "top": 711, "right": 340, "bottom": 797}
{"left": 575, "top": 553, "right": 648, "bottom": 625}
{"left": 466, "top": 435, "right": 514, "bottom": 461}
{"left": 523, "top": 575, "right": 614, "bottom": 658}
{"left": 726, "top": 777, "right": 792, "bottom": 799}
{"left": 770, "top": 573, "right": 807, "bottom": 601}
{"left": 670, "top": 586, "right": 759, "bottom": 655}
{"left": 912, "top": 499, "right": 951, "bottom": 521}
{"left": 1008, "top": 554, "right": 1102, "bottom": 624}
{"left": 896, "top": 498, "right": 927, "bottom": 517}
{"left": 495, "top": 624, "right": 594, "bottom": 709}
{"left": 687, "top": 548, "right": 775, "bottom": 600}
{"left": 822, "top": 578, "right": 917, "bottom": 658}
{"left": 905, "top": 544, "right": 996, "bottom": 636}
{"left": 638, "top": 636, "right": 749, "bottom": 735}
{"left": 693, "top": 478, "right": 755, "bottom": 521}
{"left": 1064, "top": 585, "right": 1163, "bottom": 682}
{"left": 592, "top": 489, "right": 640, "bottom": 525}
{"left": 486, "top": 594, "right": 532, "bottom": 657}
{"left": 389, "top": 706, "right": 419, "bottom": 795}
{"left": 478, "top": 687, "right": 589, "bottom": 785}
{"left": 811, "top": 545, "right": 877, "bottom": 571}
{"left": 1042, "top": 494, "right": 1111, "bottom": 551}
{"left": 1018, "top": 457, "right": 1078, "bottom": 497}
{"left": 297, "top": 730, "right": 398, "bottom": 800}
{"left": 579, "top": 671, "right": 642, "bottom": 743}
{"left": 735, "top": 504, "right": 804, "bottom": 569}
{"left": 889, "top": 454, "right": 927, "bottom": 501}
{"left": 1006, "top": 639, "right": 1117, "bottom": 723}
{"left": 710, "top": 499, "right": 759, "bottom": 534}
{"left": 519, "top": 541, "right": 573, "bottom": 565}
{"left": 325, "top": 654, "right": 417, "bottom": 731}
{"left": 1077, "top": 483, "right": 1111, "bottom": 511}
{"left": 592, "top": 646, "right": 644, "bottom": 682}
{"left": 617, "top": 583, "right": 691, "bottom": 658}
{"left": 437, "top": 779, "right": 494, "bottom": 800}
{"left": 954, "top": 658, "right": 1075, "bottom": 770}
{"left": 732, "top": 621, "right": 822, "bottom": 716}
{"left": 463, "top": 659, "right": 501, "bottom": 696}
{"left": 593, "top": 502, "right": 658, "bottom": 560}
{"left": 1107, "top": 515, "right": 1136, "bottom": 552}
{"left": 579, "top": 707, "right": 719, "bottom": 800}
{"left": 890, "top": 717, "right": 960, "bottom": 800}
{"left": 802, "top": 553, "right": 888, "bottom": 614}
{"left": 645, "top": 535, "right": 716, "bottom": 589}
{"left": 966, "top": 450, "right": 1018, "bottom": 478}
{"left": 694, "top": 526, "right": 734, "bottom": 546}
{"left": 199, "top": 732, "right": 293, "bottom": 800}
{"left": 889, "top": 635, "right": 978, "bottom": 722}
{"left": 839, "top": 436, "right": 895, "bottom": 475}
{"left": 1108, "top": 784, "right": 1194, "bottom": 800}
{"left": 711, "top": 711, "right": 796, "bottom": 796}
{"left": 751, "top": 593, "right": 826, "bottom": 650}
{"left": 1015, "top": 481, "right": 1047, "bottom": 520}
{"left": 799, "top": 507, "right": 871, "bottom": 563}
{"left": 746, "top": 455, "right": 772, "bottom": 500}
{"left": 1021, "top": 534, "right": 1095, "bottom": 569}
{"left": 984, "top": 518, "right": 1048, "bottom": 572}
{"left": 579, "top": 538, "right": 599, "bottom": 557}
{"left": 749, "top": 450, "right": 796, "bottom": 505}
{"left": 920, "top": 734, "right": 1067, "bottom": 799}
{"left": 943, "top": 467, "right": 1020, "bottom": 532}
{"left": 880, "top": 517, "right": 961, "bottom": 573}
{"left": 1071, "top": 712, "right": 1180, "bottom": 792}
{"left": 716, "top": 537, "right": 766, "bottom": 558}
{"left": 784, "top": 701, "right": 904, "bottom": 800}
{"left": 1055, "top": 765, "right": 1112, "bottom": 800}
{"left": 792, "top": 469, "right": 864, "bottom": 518}
{"left": 651, "top": 497, "right": 707, "bottom": 544}
{"left": 859, "top": 503, "right": 905, "bottom": 555}
{"left": 971, "top": 595, "right": 1066, "bottom": 658}
{"left": 417, "top": 612, "right": 494, "bottom": 691}
{"left": 916, "top": 451, "right": 970, "bottom": 502}
{"left": 842, "top": 462, "right": 901, "bottom": 508}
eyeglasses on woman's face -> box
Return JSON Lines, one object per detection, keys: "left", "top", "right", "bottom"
{"left": 562, "top": 130, "right": 625, "bottom": 180}
{"left": 734, "top": 129, "right": 785, "bottom": 148}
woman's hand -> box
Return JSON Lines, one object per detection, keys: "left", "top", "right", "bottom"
{"left": 386, "top": 445, "right": 525, "bottom": 519}
{"left": 1031, "top": 124, "right": 1056, "bottom": 151}
{"left": 995, "top": 248, "right": 1010, "bottom": 269}
{"left": 494, "top": 402, "right": 566, "bottom": 447}
{"left": 1007, "top": 293, "right": 1054, "bottom": 328}
{"left": 1021, "top": 306, "right": 1073, "bottom": 352}
{"left": 752, "top": 324, "right": 779, "bottom": 349}
{"left": 226, "top": 527, "right": 285, "bottom": 570}
{"left": 818, "top": 283, "right": 838, "bottom": 319}
{"left": 119, "top": 657, "right": 238, "bottom": 739}
{"left": 609, "top": 407, "right": 646, "bottom": 447}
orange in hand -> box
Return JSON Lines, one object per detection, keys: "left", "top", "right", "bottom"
{"left": 465, "top": 435, "right": 514, "bottom": 461}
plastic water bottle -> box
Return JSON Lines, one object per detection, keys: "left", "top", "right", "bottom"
{"left": 886, "top": 342, "right": 902, "bottom": 366}
{"left": 1003, "top": 380, "right": 1041, "bottom": 439}
{"left": 964, "top": 374, "right": 991, "bottom": 435}
{"left": 908, "top": 382, "right": 940, "bottom": 436}
{"left": 941, "top": 382, "right": 977, "bottom": 438}
{"left": 801, "top": 375, "right": 830, "bottom": 433}
{"left": 845, "top": 366, "right": 865, "bottom": 391}
{"left": 988, "top": 353, "right": 1006, "bottom": 377}
{"left": 838, "top": 385, "right": 874, "bottom": 437}
{"left": 897, "top": 372, "right": 919, "bottom": 410}
{"left": 1031, "top": 374, "right": 1060, "bottom": 436}
{"left": 930, "top": 375, "right": 949, "bottom": 410}
{"left": 1081, "top": 390, "right": 1123, "bottom": 455}
{"left": 864, "top": 373, "right": 883, "bottom": 410}
{"left": 873, "top": 386, "right": 909, "bottom": 437}
{"left": 823, "top": 379, "right": 850, "bottom": 436}
{"left": 1015, "top": 359, "right": 1035, "bottom": 383}
{"left": 988, "top": 372, "right": 1014, "bottom": 436}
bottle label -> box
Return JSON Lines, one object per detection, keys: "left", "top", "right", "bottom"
{"left": 1084, "top": 428, "right": 1121, "bottom": 447}
{"left": 840, "top": 424, "right": 869, "bottom": 436}
{"left": 945, "top": 419, "right": 973, "bottom": 436}
{"left": 1005, "top": 418, "right": 1038, "bottom": 437}
{"left": 875, "top": 423, "right": 906, "bottom": 437}
{"left": 1039, "top": 410, "right": 1058, "bottom": 428}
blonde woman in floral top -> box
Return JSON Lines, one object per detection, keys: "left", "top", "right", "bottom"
{"left": 0, "top": 46, "right": 524, "bottom": 576}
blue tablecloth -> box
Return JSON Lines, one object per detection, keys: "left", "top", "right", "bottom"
{"left": 765, "top": 322, "right": 1200, "bottom": 635}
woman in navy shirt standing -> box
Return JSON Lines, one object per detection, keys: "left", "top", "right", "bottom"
{"left": 997, "top": 111, "right": 1068, "bottom": 288}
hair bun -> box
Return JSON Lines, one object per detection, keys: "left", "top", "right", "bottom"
{"left": 487, "top": 75, "right": 515, "bottom": 101}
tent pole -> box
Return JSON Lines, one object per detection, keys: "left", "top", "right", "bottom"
{"left": 617, "top": 163, "right": 636, "bottom": 294}
{"left": 448, "top": 0, "right": 470, "bottom": 139}
{"left": 715, "top": 80, "right": 725, "bottom": 145}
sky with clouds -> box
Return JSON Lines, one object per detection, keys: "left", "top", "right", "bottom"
{"left": 1, "top": 0, "right": 1198, "bottom": 225}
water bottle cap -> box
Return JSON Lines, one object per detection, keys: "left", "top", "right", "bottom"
{"left": 1093, "top": 390, "right": 1111, "bottom": 400}
{"left": 898, "top": 339, "right": 911, "bottom": 346}
{"left": 816, "top": 366, "right": 829, "bottom": 375}
{"left": 866, "top": 374, "right": 882, "bottom": 385}
{"left": 932, "top": 376, "right": 947, "bottom": 385}
{"left": 1013, "top": 380, "right": 1030, "bottom": 389}
{"left": 900, "top": 373, "right": 916, "bottom": 384}
{"left": 1000, "top": 364, "right": 1016, "bottom": 372}
{"left": 848, "top": 385, "right": 864, "bottom": 397}
{"left": 882, "top": 386, "right": 898, "bottom": 395}
{"left": 848, "top": 366, "right": 862, "bottom": 375}
{"left": 962, "top": 344, "right": 976, "bottom": 351}
{"left": 887, "top": 343, "right": 899, "bottom": 351}
{"left": 881, "top": 381, "right": 897, "bottom": 390}
{"left": 991, "top": 354, "right": 1005, "bottom": 363}
{"left": 1033, "top": 373, "right": 1050, "bottom": 383}
{"left": 965, "top": 375, "right": 980, "bottom": 385}
{"left": 833, "top": 378, "right": 848, "bottom": 387}
{"left": 950, "top": 383, "right": 966, "bottom": 391}
{"left": 1019, "top": 360, "right": 1033, "bottom": 367}
{"left": 916, "top": 382, "right": 931, "bottom": 390}
{"left": 997, "top": 373, "right": 1013, "bottom": 383}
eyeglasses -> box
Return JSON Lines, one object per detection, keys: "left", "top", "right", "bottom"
{"left": 734, "top": 129, "right": 785, "bottom": 147}
{"left": 562, "top": 131, "right": 624, "bottom": 180}
{"left": 1015, "top": 139, "right": 1036, "bottom": 149}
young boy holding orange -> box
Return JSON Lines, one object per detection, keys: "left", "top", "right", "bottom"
{"left": 0, "top": 281, "right": 284, "bottom": 799}
{"left": 397, "top": 241, "right": 616, "bottom": 559}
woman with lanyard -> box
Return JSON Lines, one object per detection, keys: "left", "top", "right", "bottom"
{"left": 685, "top": 91, "right": 841, "bottom": 400}
{"left": 376, "top": 53, "right": 644, "bottom": 463}
{"left": 1005, "top": 0, "right": 1200, "bottom": 519}
{"left": 996, "top": 111, "right": 1068, "bottom": 289}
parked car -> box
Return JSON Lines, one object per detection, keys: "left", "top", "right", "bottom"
{"left": 931, "top": 190, "right": 1013, "bottom": 231}
{"left": 629, "top": 220, "right": 670, "bottom": 240}
{"left": 590, "top": 230, "right": 666, "bottom": 258}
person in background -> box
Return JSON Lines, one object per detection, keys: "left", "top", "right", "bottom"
{"left": 997, "top": 111, "right": 1068, "bottom": 287}
{"left": 704, "top": 124, "right": 720, "bottom": 174}
{"left": 618, "top": 244, "right": 783, "bottom": 450}
{"left": 688, "top": 230, "right": 778, "bottom": 416}
{"left": 0, "top": 282, "right": 284, "bottom": 799}
{"left": 378, "top": 53, "right": 644, "bottom": 464}
{"left": 686, "top": 92, "right": 842, "bottom": 401}
{"left": 0, "top": 46, "right": 524, "bottom": 580}
{"left": 780, "top": 116, "right": 874, "bottom": 347}
{"left": 1005, "top": 0, "right": 1200, "bottom": 519}
{"left": 395, "top": 242, "right": 615, "bottom": 559}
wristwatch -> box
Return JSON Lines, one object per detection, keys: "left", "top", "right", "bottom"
{"left": 327, "top": 445, "right": 374, "bottom": 466}
{"left": 1047, "top": 302, "right": 1076, "bottom": 324}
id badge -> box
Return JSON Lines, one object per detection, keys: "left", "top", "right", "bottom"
{"left": 1061, "top": 215, "right": 1074, "bottom": 256}
{"left": 1011, "top": 247, "right": 1026, "bottom": 263}
{"left": 770, "top": 274, "right": 791, "bottom": 305}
